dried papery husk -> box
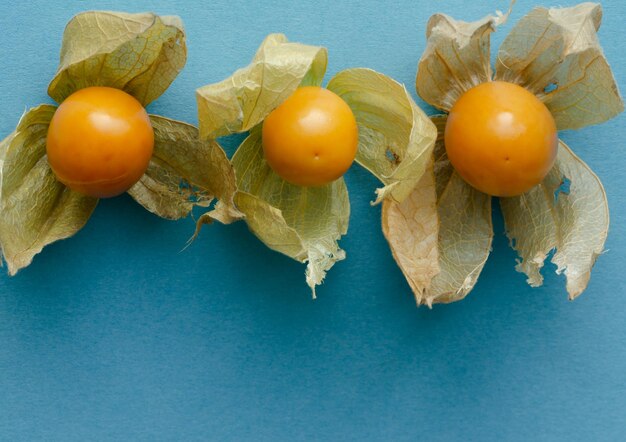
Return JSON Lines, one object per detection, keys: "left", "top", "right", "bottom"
{"left": 327, "top": 68, "right": 437, "bottom": 204}
{"left": 495, "top": 3, "right": 623, "bottom": 130}
{"left": 501, "top": 141, "right": 609, "bottom": 300}
{"left": 0, "top": 106, "right": 98, "bottom": 274}
{"left": 48, "top": 11, "right": 187, "bottom": 106}
{"left": 383, "top": 117, "right": 493, "bottom": 306}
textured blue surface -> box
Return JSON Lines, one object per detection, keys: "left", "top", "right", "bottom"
{"left": 1, "top": 0, "right": 625, "bottom": 440}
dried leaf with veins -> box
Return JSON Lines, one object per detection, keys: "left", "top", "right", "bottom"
{"left": 501, "top": 141, "right": 609, "bottom": 299}
{"left": 48, "top": 11, "right": 187, "bottom": 106}
{"left": 431, "top": 172, "right": 492, "bottom": 305}
{"left": 496, "top": 3, "right": 623, "bottom": 130}
{"left": 382, "top": 162, "right": 439, "bottom": 304}
{"left": 128, "top": 116, "right": 238, "bottom": 220}
{"left": 229, "top": 127, "right": 350, "bottom": 297}
{"left": 0, "top": 106, "right": 98, "bottom": 274}
{"left": 327, "top": 68, "right": 437, "bottom": 204}
{"left": 416, "top": 9, "right": 509, "bottom": 111}
{"left": 383, "top": 117, "right": 493, "bottom": 306}
{"left": 196, "top": 33, "right": 327, "bottom": 139}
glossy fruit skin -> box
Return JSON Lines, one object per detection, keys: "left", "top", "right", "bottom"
{"left": 262, "top": 86, "right": 358, "bottom": 187}
{"left": 46, "top": 86, "right": 154, "bottom": 198}
{"left": 444, "top": 81, "right": 558, "bottom": 197}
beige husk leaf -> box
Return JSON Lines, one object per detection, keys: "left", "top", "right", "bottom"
{"left": 501, "top": 141, "right": 609, "bottom": 300}
{"left": 196, "top": 33, "right": 327, "bottom": 139}
{"left": 383, "top": 117, "right": 493, "bottom": 306}
{"left": 382, "top": 161, "right": 439, "bottom": 304}
{"left": 495, "top": 3, "right": 623, "bottom": 130}
{"left": 327, "top": 68, "right": 437, "bottom": 204}
{"left": 48, "top": 11, "right": 187, "bottom": 106}
{"left": 230, "top": 127, "right": 350, "bottom": 298}
{"left": 0, "top": 106, "right": 98, "bottom": 274}
{"left": 128, "top": 116, "right": 238, "bottom": 220}
{"left": 416, "top": 7, "right": 510, "bottom": 112}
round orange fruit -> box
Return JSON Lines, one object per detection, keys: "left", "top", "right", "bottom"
{"left": 262, "top": 86, "right": 358, "bottom": 187}
{"left": 46, "top": 86, "right": 154, "bottom": 198}
{"left": 444, "top": 81, "right": 558, "bottom": 197}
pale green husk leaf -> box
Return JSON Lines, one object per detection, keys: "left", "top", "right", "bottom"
{"left": 382, "top": 159, "right": 440, "bottom": 305}
{"left": 500, "top": 140, "right": 609, "bottom": 300}
{"left": 383, "top": 116, "right": 493, "bottom": 306}
{"left": 196, "top": 33, "right": 327, "bottom": 139}
{"left": 0, "top": 105, "right": 98, "bottom": 274}
{"left": 128, "top": 115, "right": 238, "bottom": 220}
{"left": 327, "top": 68, "right": 437, "bottom": 204}
{"left": 416, "top": 9, "right": 510, "bottom": 111}
{"left": 224, "top": 127, "right": 349, "bottom": 297}
{"left": 48, "top": 11, "right": 187, "bottom": 106}
{"left": 495, "top": 3, "right": 623, "bottom": 130}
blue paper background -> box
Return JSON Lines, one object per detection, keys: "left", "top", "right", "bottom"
{"left": 1, "top": 0, "right": 625, "bottom": 440}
